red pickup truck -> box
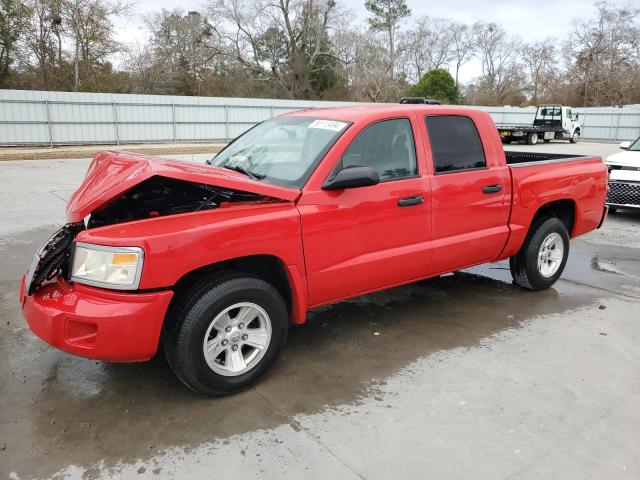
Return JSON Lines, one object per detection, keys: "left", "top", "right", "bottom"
{"left": 20, "top": 105, "right": 608, "bottom": 395}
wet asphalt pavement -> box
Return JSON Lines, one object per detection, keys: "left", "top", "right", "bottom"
{"left": 1, "top": 144, "right": 640, "bottom": 479}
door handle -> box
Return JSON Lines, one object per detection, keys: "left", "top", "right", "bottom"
{"left": 397, "top": 195, "right": 424, "bottom": 207}
{"left": 482, "top": 184, "right": 503, "bottom": 194}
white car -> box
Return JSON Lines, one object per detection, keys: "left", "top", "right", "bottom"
{"left": 606, "top": 138, "right": 640, "bottom": 213}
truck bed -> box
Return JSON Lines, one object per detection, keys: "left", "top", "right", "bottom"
{"left": 497, "top": 124, "right": 564, "bottom": 132}
{"left": 505, "top": 151, "right": 588, "bottom": 166}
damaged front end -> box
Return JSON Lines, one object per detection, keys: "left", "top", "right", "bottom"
{"left": 87, "top": 176, "right": 264, "bottom": 228}
{"left": 25, "top": 151, "right": 300, "bottom": 295}
{"left": 26, "top": 177, "right": 268, "bottom": 294}
{"left": 25, "top": 222, "right": 84, "bottom": 294}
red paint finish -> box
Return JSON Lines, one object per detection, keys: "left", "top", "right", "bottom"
{"left": 67, "top": 151, "right": 299, "bottom": 223}
{"left": 298, "top": 112, "right": 432, "bottom": 306}
{"left": 76, "top": 202, "right": 305, "bottom": 291}
{"left": 20, "top": 276, "right": 173, "bottom": 361}
{"left": 499, "top": 158, "right": 608, "bottom": 258}
{"left": 21, "top": 105, "right": 608, "bottom": 362}
{"left": 421, "top": 110, "right": 513, "bottom": 275}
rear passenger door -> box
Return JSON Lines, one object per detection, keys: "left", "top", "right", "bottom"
{"left": 423, "top": 114, "right": 511, "bottom": 275}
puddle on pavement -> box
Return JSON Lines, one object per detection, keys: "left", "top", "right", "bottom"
{"left": 0, "top": 228, "right": 628, "bottom": 479}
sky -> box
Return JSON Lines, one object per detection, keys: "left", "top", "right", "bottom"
{"left": 116, "top": 0, "right": 636, "bottom": 83}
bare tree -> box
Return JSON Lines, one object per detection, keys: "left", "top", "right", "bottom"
{"left": 19, "top": 0, "right": 62, "bottom": 88}
{"left": 472, "top": 21, "right": 525, "bottom": 105}
{"left": 450, "top": 22, "right": 473, "bottom": 88}
{"left": 568, "top": 1, "right": 640, "bottom": 106}
{"left": 400, "top": 17, "right": 455, "bottom": 83}
{"left": 63, "top": 0, "right": 128, "bottom": 91}
{"left": 0, "top": 0, "right": 30, "bottom": 85}
{"left": 143, "top": 9, "right": 223, "bottom": 95}
{"left": 522, "top": 39, "right": 558, "bottom": 103}
{"left": 352, "top": 29, "right": 395, "bottom": 102}
{"left": 123, "top": 43, "right": 165, "bottom": 94}
{"left": 364, "top": 0, "right": 410, "bottom": 79}
{"left": 8, "top": 0, "right": 640, "bottom": 107}
{"left": 209, "top": 0, "right": 342, "bottom": 98}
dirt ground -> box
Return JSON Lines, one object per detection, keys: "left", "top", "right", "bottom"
{"left": 1, "top": 142, "right": 639, "bottom": 479}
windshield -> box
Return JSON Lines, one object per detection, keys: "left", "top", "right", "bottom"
{"left": 208, "top": 116, "right": 350, "bottom": 188}
{"left": 629, "top": 137, "right": 640, "bottom": 151}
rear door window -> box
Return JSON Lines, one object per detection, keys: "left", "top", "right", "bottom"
{"left": 424, "top": 116, "right": 487, "bottom": 174}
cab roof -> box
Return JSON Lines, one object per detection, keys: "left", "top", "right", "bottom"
{"left": 282, "top": 104, "right": 476, "bottom": 123}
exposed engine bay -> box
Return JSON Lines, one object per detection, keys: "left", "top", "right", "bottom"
{"left": 87, "top": 176, "right": 265, "bottom": 228}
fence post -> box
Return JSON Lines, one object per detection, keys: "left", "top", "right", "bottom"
{"left": 270, "top": 106, "right": 274, "bottom": 118}
{"left": 224, "top": 105, "right": 229, "bottom": 142}
{"left": 614, "top": 111, "right": 621, "bottom": 142}
{"left": 172, "top": 103, "right": 177, "bottom": 143}
{"left": 44, "top": 100, "right": 53, "bottom": 147}
{"left": 608, "top": 111, "right": 615, "bottom": 143}
{"left": 112, "top": 101, "right": 120, "bottom": 146}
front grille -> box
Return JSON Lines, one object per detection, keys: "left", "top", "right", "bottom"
{"left": 27, "top": 223, "right": 84, "bottom": 294}
{"left": 607, "top": 181, "right": 640, "bottom": 206}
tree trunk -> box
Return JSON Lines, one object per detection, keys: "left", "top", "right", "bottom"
{"left": 389, "top": 26, "right": 395, "bottom": 79}
{"left": 72, "top": 2, "right": 80, "bottom": 91}
{"left": 74, "top": 40, "right": 80, "bottom": 91}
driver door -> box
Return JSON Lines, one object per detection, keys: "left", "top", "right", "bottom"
{"left": 563, "top": 108, "right": 573, "bottom": 131}
{"left": 297, "top": 117, "right": 432, "bottom": 307}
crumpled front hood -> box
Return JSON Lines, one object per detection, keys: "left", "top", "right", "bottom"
{"left": 66, "top": 151, "right": 300, "bottom": 223}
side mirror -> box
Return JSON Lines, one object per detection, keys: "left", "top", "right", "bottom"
{"left": 620, "top": 141, "right": 632, "bottom": 150}
{"left": 322, "top": 166, "right": 379, "bottom": 190}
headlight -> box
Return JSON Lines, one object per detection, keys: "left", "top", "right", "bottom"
{"left": 71, "top": 243, "right": 144, "bottom": 290}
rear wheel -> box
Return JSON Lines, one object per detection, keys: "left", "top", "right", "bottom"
{"left": 510, "top": 217, "right": 570, "bottom": 290}
{"left": 570, "top": 131, "right": 580, "bottom": 143}
{"left": 526, "top": 132, "right": 539, "bottom": 145}
{"left": 164, "top": 273, "right": 288, "bottom": 396}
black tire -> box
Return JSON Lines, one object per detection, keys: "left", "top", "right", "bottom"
{"left": 510, "top": 217, "right": 570, "bottom": 291}
{"left": 527, "top": 132, "right": 539, "bottom": 145}
{"left": 570, "top": 131, "right": 580, "bottom": 143}
{"left": 164, "top": 273, "right": 288, "bottom": 396}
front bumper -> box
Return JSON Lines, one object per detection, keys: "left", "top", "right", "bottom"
{"left": 20, "top": 276, "right": 173, "bottom": 362}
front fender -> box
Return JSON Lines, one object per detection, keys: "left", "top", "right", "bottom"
{"left": 75, "top": 203, "right": 305, "bottom": 290}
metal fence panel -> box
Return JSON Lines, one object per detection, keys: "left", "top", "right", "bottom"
{"left": 1, "top": 89, "right": 639, "bottom": 146}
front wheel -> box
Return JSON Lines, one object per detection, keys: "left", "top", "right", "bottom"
{"left": 510, "top": 217, "right": 570, "bottom": 290}
{"left": 164, "top": 274, "right": 288, "bottom": 395}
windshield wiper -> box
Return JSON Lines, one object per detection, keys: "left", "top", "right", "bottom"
{"left": 219, "top": 165, "right": 265, "bottom": 181}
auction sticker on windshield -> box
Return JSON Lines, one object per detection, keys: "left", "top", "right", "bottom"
{"left": 308, "top": 120, "right": 348, "bottom": 132}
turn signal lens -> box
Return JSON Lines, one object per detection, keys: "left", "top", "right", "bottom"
{"left": 111, "top": 253, "right": 139, "bottom": 265}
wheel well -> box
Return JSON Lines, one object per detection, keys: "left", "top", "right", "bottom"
{"left": 169, "top": 255, "right": 292, "bottom": 317}
{"left": 574, "top": 127, "right": 581, "bottom": 134}
{"left": 532, "top": 199, "right": 576, "bottom": 235}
